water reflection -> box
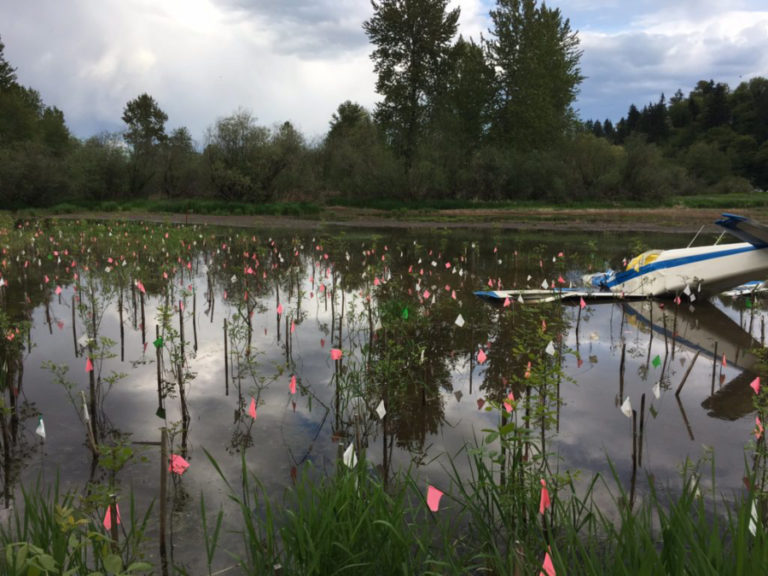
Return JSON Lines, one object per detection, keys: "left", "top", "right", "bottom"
{"left": 0, "top": 220, "right": 764, "bottom": 568}
{"left": 621, "top": 299, "right": 761, "bottom": 420}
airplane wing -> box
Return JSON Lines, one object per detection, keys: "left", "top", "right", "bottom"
{"left": 716, "top": 213, "right": 768, "bottom": 247}
{"left": 473, "top": 288, "right": 644, "bottom": 304}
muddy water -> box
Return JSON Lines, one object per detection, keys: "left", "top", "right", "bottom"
{"left": 0, "top": 220, "right": 763, "bottom": 570}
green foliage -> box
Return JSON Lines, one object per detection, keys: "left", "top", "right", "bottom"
{"left": 621, "top": 135, "right": 685, "bottom": 201}
{"left": 121, "top": 93, "right": 167, "bottom": 153}
{"left": 122, "top": 93, "right": 168, "bottom": 197}
{"left": 161, "top": 126, "right": 204, "bottom": 198}
{"left": 202, "top": 110, "right": 315, "bottom": 202}
{"left": 4, "top": 21, "right": 768, "bottom": 207}
{"left": 323, "top": 101, "right": 403, "bottom": 200}
{"left": 0, "top": 35, "right": 17, "bottom": 89}
{"left": 364, "top": 0, "right": 460, "bottom": 174}
{"left": 68, "top": 133, "right": 129, "bottom": 202}
{"left": 595, "top": 75, "right": 768, "bottom": 193}
{"left": 0, "top": 478, "right": 153, "bottom": 575}
{"left": 485, "top": 0, "right": 583, "bottom": 150}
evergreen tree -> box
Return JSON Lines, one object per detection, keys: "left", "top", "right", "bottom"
{"left": 699, "top": 81, "right": 731, "bottom": 130}
{"left": 731, "top": 77, "right": 768, "bottom": 143}
{"left": 637, "top": 94, "right": 669, "bottom": 143}
{"left": 602, "top": 119, "right": 615, "bottom": 140}
{"left": 0, "top": 35, "right": 17, "bottom": 89}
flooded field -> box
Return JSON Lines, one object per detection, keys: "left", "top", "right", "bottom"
{"left": 0, "top": 218, "right": 764, "bottom": 570}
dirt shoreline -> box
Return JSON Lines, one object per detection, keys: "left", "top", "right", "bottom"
{"left": 55, "top": 206, "right": 768, "bottom": 235}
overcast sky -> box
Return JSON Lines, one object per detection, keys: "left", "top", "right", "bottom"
{"left": 2, "top": 0, "right": 767, "bottom": 144}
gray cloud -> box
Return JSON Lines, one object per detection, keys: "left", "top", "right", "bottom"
{"left": 1, "top": 1, "right": 767, "bottom": 139}
{"left": 575, "top": 10, "right": 768, "bottom": 121}
{"left": 213, "top": 0, "right": 370, "bottom": 57}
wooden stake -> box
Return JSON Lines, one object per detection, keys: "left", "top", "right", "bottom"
{"left": 71, "top": 295, "right": 78, "bottom": 358}
{"left": 159, "top": 427, "right": 169, "bottom": 576}
{"left": 179, "top": 300, "right": 185, "bottom": 359}
{"left": 224, "top": 318, "right": 229, "bottom": 396}
{"left": 675, "top": 350, "right": 700, "bottom": 397}
{"left": 192, "top": 289, "right": 198, "bottom": 352}
{"left": 156, "top": 325, "right": 164, "bottom": 415}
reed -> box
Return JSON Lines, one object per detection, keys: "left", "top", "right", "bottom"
{"left": 3, "top": 444, "right": 767, "bottom": 574}
{"left": 0, "top": 475, "right": 153, "bottom": 575}
{"left": 194, "top": 439, "right": 768, "bottom": 575}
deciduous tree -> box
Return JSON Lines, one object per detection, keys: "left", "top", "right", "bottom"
{"left": 204, "top": 109, "right": 269, "bottom": 201}
{"left": 485, "top": 0, "right": 582, "bottom": 150}
{"left": 122, "top": 93, "right": 168, "bottom": 196}
{"left": 364, "top": 0, "right": 460, "bottom": 174}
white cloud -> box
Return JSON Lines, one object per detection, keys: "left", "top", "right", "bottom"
{"left": 1, "top": 0, "right": 768, "bottom": 137}
{"left": 576, "top": 6, "right": 768, "bottom": 120}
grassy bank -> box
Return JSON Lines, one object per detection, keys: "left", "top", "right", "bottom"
{"left": 33, "top": 192, "right": 768, "bottom": 222}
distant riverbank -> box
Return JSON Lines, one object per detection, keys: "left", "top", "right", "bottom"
{"left": 50, "top": 205, "right": 768, "bottom": 234}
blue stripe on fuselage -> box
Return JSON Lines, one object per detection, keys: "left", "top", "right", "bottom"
{"left": 603, "top": 244, "right": 761, "bottom": 289}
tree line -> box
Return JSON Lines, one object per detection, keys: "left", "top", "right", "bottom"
{"left": 584, "top": 79, "right": 768, "bottom": 194}
{"left": 1, "top": 0, "right": 766, "bottom": 210}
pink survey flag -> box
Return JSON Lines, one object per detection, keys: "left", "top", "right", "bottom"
{"left": 103, "top": 503, "right": 121, "bottom": 531}
{"left": 539, "top": 478, "right": 551, "bottom": 514}
{"left": 427, "top": 485, "right": 443, "bottom": 512}
{"left": 503, "top": 391, "right": 515, "bottom": 413}
{"left": 477, "top": 349, "right": 487, "bottom": 364}
{"left": 248, "top": 397, "right": 257, "bottom": 419}
{"left": 751, "top": 377, "right": 761, "bottom": 395}
{"left": 136, "top": 280, "right": 146, "bottom": 294}
{"left": 540, "top": 548, "right": 556, "bottom": 576}
{"left": 169, "top": 454, "right": 190, "bottom": 475}
{"left": 85, "top": 357, "right": 94, "bottom": 372}
{"left": 579, "top": 297, "right": 586, "bottom": 309}
{"left": 756, "top": 416, "right": 764, "bottom": 440}
{"left": 277, "top": 303, "right": 283, "bottom": 315}
{"left": 55, "top": 285, "right": 62, "bottom": 295}
{"left": 331, "top": 348, "right": 342, "bottom": 361}
{"left": 290, "top": 374, "right": 297, "bottom": 394}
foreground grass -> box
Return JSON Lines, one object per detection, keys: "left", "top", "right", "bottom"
{"left": 3, "top": 444, "right": 767, "bottom": 575}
